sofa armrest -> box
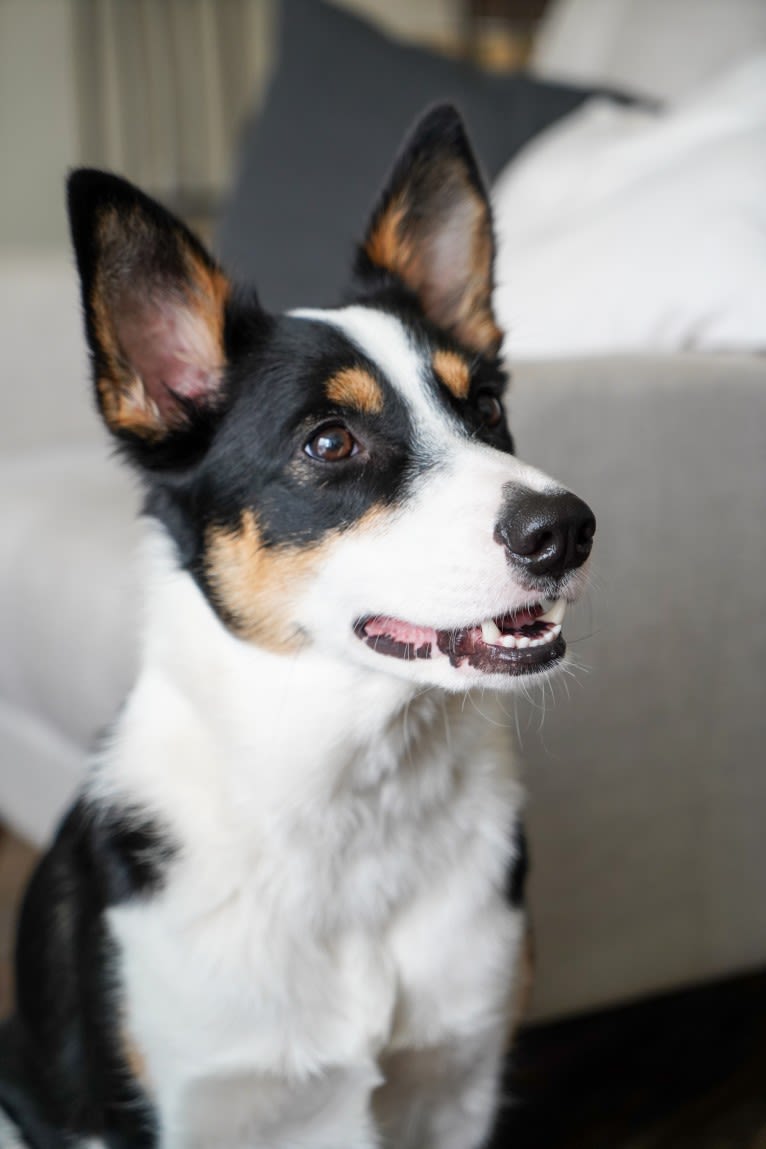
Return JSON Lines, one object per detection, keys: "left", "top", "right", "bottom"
{"left": 509, "top": 352, "right": 766, "bottom": 1020}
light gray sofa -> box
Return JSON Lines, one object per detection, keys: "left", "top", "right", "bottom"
{"left": 511, "top": 352, "right": 766, "bottom": 1019}
{"left": 1, "top": 254, "right": 764, "bottom": 1022}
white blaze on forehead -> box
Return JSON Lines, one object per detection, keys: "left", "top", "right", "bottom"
{"left": 290, "top": 305, "right": 453, "bottom": 448}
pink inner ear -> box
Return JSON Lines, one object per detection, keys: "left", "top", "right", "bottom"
{"left": 429, "top": 198, "right": 476, "bottom": 287}
{"left": 421, "top": 197, "right": 482, "bottom": 323}
{"left": 116, "top": 294, "right": 223, "bottom": 420}
{"left": 420, "top": 209, "right": 473, "bottom": 326}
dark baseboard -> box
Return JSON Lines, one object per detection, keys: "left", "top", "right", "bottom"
{"left": 490, "top": 968, "right": 766, "bottom": 1148}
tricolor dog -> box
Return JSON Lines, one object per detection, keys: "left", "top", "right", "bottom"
{"left": 0, "top": 105, "right": 594, "bottom": 1148}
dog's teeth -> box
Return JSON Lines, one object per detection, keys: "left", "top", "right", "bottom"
{"left": 539, "top": 597, "right": 567, "bottom": 626}
{"left": 525, "top": 624, "right": 562, "bottom": 648}
{"left": 482, "top": 606, "right": 564, "bottom": 652}
{"left": 481, "top": 619, "right": 502, "bottom": 644}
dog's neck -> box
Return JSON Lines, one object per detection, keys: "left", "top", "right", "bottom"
{"left": 92, "top": 524, "right": 461, "bottom": 828}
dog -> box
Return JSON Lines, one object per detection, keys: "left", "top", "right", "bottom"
{"left": 0, "top": 104, "right": 594, "bottom": 1148}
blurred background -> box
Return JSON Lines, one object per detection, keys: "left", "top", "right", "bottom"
{"left": 1, "top": 1, "right": 766, "bottom": 1145}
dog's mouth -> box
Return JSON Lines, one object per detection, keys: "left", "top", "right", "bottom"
{"left": 354, "top": 599, "right": 567, "bottom": 676}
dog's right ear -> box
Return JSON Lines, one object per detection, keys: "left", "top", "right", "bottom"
{"left": 68, "top": 169, "right": 234, "bottom": 468}
{"left": 357, "top": 104, "right": 501, "bottom": 358}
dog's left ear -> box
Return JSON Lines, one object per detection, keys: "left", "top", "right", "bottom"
{"left": 68, "top": 169, "right": 231, "bottom": 462}
{"left": 357, "top": 104, "right": 502, "bottom": 358}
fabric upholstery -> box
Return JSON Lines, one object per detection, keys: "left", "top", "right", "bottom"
{"left": 509, "top": 353, "right": 766, "bottom": 1018}
{"left": 533, "top": 0, "right": 766, "bottom": 102}
{"left": 0, "top": 448, "right": 140, "bottom": 843}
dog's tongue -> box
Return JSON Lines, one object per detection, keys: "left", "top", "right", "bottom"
{"left": 356, "top": 600, "right": 566, "bottom": 668}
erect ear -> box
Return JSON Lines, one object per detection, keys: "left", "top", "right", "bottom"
{"left": 357, "top": 104, "right": 502, "bottom": 358}
{"left": 67, "top": 169, "right": 231, "bottom": 461}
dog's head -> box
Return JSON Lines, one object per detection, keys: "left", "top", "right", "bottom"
{"left": 68, "top": 104, "right": 594, "bottom": 692}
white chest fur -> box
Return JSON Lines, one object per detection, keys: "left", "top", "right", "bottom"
{"left": 94, "top": 542, "right": 524, "bottom": 1148}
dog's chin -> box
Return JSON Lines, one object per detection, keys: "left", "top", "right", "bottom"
{"left": 350, "top": 597, "right": 569, "bottom": 689}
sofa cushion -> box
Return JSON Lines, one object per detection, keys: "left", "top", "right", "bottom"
{"left": 0, "top": 256, "right": 98, "bottom": 453}
{"left": 492, "top": 54, "right": 766, "bottom": 357}
{"left": 533, "top": 0, "right": 766, "bottom": 102}
{"left": 507, "top": 352, "right": 766, "bottom": 1019}
{"left": 0, "top": 448, "right": 140, "bottom": 841}
{"left": 216, "top": 0, "right": 626, "bottom": 310}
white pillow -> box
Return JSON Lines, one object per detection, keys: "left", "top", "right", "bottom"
{"left": 532, "top": 0, "right": 766, "bottom": 103}
{"left": 492, "top": 54, "right": 766, "bottom": 359}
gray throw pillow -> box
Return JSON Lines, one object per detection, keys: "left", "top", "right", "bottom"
{"left": 217, "top": 0, "right": 629, "bottom": 310}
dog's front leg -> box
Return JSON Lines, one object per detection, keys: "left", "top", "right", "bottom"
{"left": 374, "top": 1027, "right": 507, "bottom": 1149}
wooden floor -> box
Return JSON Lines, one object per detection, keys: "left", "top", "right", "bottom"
{"left": 2, "top": 824, "right": 765, "bottom": 1147}
{"left": 0, "top": 828, "right": 38, "bottom": 1019}
{"left": 492, "top": 970, "right": 766, "bottom": 1148}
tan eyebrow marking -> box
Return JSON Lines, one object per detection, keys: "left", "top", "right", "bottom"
{"left": 432, "top": 349, "right": 471, "bottom": 400}
{"left": 325, "top": 366, "right": 384, "bottom": 414}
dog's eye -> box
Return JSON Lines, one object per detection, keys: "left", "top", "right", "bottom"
{"left": 305, "top": 424, "right": 358, "bottom": 462}
{"left": 476, "top": 390, "right": 504, "bottom": 428}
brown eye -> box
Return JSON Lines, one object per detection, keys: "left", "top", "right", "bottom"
{"left": 476, "top": 391, "right": 503, "bottom": 428}
{"left": 305, "top": 424, "right": 358, "bottom": 462}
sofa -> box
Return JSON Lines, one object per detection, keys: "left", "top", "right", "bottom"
{"left": 1, "top": 0, "right": 765, "bottom": 1024}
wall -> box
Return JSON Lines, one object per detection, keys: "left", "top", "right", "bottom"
{"left": 0, "top": 0, "right": 464, "bottom": 254}
{"left": 0, "top": 0, "right": 81, "bottom": 251}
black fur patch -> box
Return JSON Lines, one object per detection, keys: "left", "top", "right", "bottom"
{"left": 4, "top": 800, "right": 174, "bottom": 1146}
{"left": 196, "top": 313, "right": 417, "bottom": 546}
{"left": 507, "top": 819, "right": 530, "bottom": 910}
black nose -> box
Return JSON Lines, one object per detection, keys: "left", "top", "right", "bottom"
{"left": 494, "top": 488, "right": 596, "bottom": 579}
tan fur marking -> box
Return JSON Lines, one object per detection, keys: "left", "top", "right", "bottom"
{"left": 122, "top": 1028, "right": 151, "bottom": 1088}
{"left": 451, "top": 216, "right": 502, "bottom": 356}
{"left": 206, "top": 506, "right": 388, "bottom": 653}
{"left": 205, "top": 511, "right": 321, "bottom": 653}
{"left": 364, "top": 194, "right": 413, "bottom": 277}
{"left": 185, "top": 247, "right": 230, "bottom": 372}
{"left": 432, "top": 350, "right": 471, "bottom": 400}
{"left": 326, "top": 366, "right": 384, "bottom": 414}
{"left": 92, "top": 271, "right": 167, "bottom": 440}
{"left": 95, "top": 370, "right": 165, "bottom": 440}
{"left": 506, "top": 928, "right": 535, "bottom": 1051}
